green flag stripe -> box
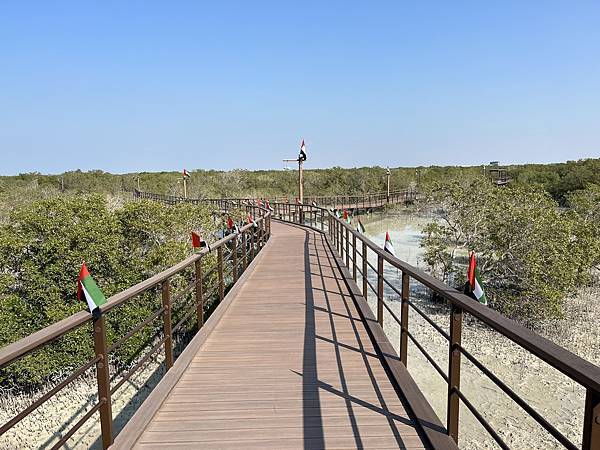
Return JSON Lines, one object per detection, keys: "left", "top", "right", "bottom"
{"left": 81, "top": 275, "right": 107, "bottom": 307}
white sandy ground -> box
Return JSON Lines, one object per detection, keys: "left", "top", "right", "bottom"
{"left": 0, "top": 351, "right": 166, "bottom": 450}
{"left": 1, "top": 211, "right": 598, "bottom": 449}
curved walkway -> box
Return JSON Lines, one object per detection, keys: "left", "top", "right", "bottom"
{"left": 112, "top": 222, "right": 429, "bottom": 449}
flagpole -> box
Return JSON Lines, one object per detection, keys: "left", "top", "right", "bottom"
{"left": 386, "top": 167, "right": 391, "bottom": 203}
{"left": 183, "top": 178, "right": 187, "bottom": 198}
{"left": 298, "top": 159, "right": 304, "bottom": 204}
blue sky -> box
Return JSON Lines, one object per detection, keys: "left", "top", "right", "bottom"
{"left": 1, "top": 1, "right": 599, "bottom": 175}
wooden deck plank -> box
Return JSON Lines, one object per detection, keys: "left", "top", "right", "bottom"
{"left": 116, "top": 222, "right": 430, "bottom": 449}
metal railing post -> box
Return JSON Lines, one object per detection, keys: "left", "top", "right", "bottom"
{"left": 447, "top": 304, "right": 463, "bottom": 443}
{"left": 377, "top": 255, "right": 384, "bottom": 327}
{"left": 217, "top": 246, "right": 224, "bottom": 301}
{"left": 400, "top": 272, "right": 409, "bottom": 365}
{"left": 195, "top": 259, "right": 204, "bottom": 328}
{"left": 162, "top": 279, "right": 174, "bottom": 369}
{"left": 93, "top": 315, "right": 113, "bottom": 449}
{"left": 583, "top": 388, "right": 600, "bottom": 449}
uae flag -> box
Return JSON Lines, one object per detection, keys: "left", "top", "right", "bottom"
{"left": 191, "top": 231, "right": 209, "bottom": 250}
{"left": 384, "top": 232, "right": 396, "bottom": 256}
{"left": 356, "top": 219, "right": 366, "bottom": 233}
{"left": 265, "top": 200, "right": 274, "bottom": 212}
{"left": 227, "top": 216, "right": 234, "bottom": 230}
{"left": 78, "top": 262, "right": 107, "bottom": 319}
{"left": 467, "top": 252, "right": 487, "bottom": 305}
{"left": 183, "top": 169, "right": 191, "bottom": 179}
{"left": 247, "top": 214, "right": 259, "bottom": 228}
{"left": 299, "top": 139, "right": 307, "bottom": 161}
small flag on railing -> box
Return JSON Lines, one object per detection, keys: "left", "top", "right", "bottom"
{"left": 356, "top": 218, "right": 365, "bottom": 233}
{"left": 466, "top": 252, "right": 487, "bottom": 305}
{"left": 247, "top": 214, "right": 259, "bottom": 228}
{"left": 191, "top": 231, "right": 209, "bottom": 250}
{"left": 183, "top": 169, "right": 191, "bottom": 179}
{"left": 384, "top": 232, "right": 396, "bottom": 256}
{"left": 78, "top": 262, "right": 107, "bottom": 320}
{"left": 343, "top": 209, "right": 351, "bottom": 224}
{"left": 299, "top": 139, "right": 307, "bottom": 161}
{"left": 227, "top": 216, "right": 234, "bottom": 230}
{"left": 265, "top": 200, "right": 274, "bottom": 212}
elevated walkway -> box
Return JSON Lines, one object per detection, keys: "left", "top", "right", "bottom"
{"left": 112, "top": 222, "right": 445, "bottom": 449}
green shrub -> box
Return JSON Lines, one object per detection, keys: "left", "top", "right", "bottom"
{"left": 0, "top": 196, "right": 216, "bottom": 388}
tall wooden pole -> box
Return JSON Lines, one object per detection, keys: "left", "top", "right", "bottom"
{"left": 386, "top": 167, "right": 391, "bottom": 202}
{"left": 298, "top": 159, "right": 304, "bottom": 204}
{"left": 183, "top": 178, "right": 187, "bottom": 199}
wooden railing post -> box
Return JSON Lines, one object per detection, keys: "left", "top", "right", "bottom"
{"left": 447, "top": 304, "right": 463, "bottom": 443}
{"left": 583, "top": 388, "right": 600, "bottom": 449}
{"left": 195, "top": 259, "right": 204, "bottom": 328}
{"left": 242, "top": 231, "right": 248, "bottom": 270}
{"left": 362, "top": 242, "right": 368, "bottom": 298}
{"left": 217, "top": 246, "right": 224, "bottom": 301}
{"left": 400, "top": 272, "right": 409, "bottom": 365}
{"left": 93, "top": 315, "right": 113, "bottom": 449}
{"left": 250, "top": 229, "right": 256, "bottom": 260}
{"left": 162, "top": 279, "right": 174, "bottom": 370}
{"left": 232, "top": 237, "right": 238, "bottom": 282}
{"left": 345, "top": 227, "right": 350, "bottom": 268}
{"left": 377, "top": 255, "right": 384, "bottom": 327}
{"left": 352, "top": 233, "right": 357, "bottom": 281}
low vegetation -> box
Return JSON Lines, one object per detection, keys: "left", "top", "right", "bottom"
{"left": 421, "top": 179, "right": 600, "bottom": 322}
{"left": 0, "top": 196, "right": 217, "bottom": 388}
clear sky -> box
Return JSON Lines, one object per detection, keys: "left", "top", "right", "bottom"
{"left": 1, "top": 1, "right": 599, "bottom": 175}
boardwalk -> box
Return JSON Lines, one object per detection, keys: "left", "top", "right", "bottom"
{"left": 113, "top": 222, "right": 429, "bottom": 449}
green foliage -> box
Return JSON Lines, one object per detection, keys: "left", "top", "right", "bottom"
{"left": 0, "top": 196, "right": 216, "bottom": 388}
{"left": 422, "top": 178, "right": 599, "bottom": 323}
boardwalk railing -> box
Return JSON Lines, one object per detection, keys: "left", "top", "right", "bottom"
{"left": 0, "top": 204, "right": 271, "bottom": 449}
{"left": 272, "top": 202, "right": 600, "bottom": 450}
{"left": 133, "top": 188, "right": 416, "bottom": 211}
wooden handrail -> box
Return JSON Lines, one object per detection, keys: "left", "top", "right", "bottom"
{"left": 0, "top": 200, "right": 272, "bottom": 449}
{"left": 271, "top": 201, "right": 600, "bottom": 449}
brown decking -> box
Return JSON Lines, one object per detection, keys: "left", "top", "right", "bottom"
{"left": 114, "top": 222, "right": 429, "bottom": 449}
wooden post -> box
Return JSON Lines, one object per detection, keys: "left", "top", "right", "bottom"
{"left": 400, "top": 272, "right": 409, "bottom": 365}
{"left": 183, "top": 178, "right": 187, "bottom": 198}
{"left": 377, "top": 255, "right": 384, "bottom": 327}
{"left": 583, "top": 389, "right": 600, "bottom": 449}
{"left": 162, "top": 280, "right": 174, "bottom": 369}
{"left": 352, "top": 233, "right": 357, "bottom": 281}
{"left": 447, "top": 305, "right": 463, "bottom": 443}
{"left": 250, "top": 230, "right": 255, "bottom": 260}
{"left": 345, "top": 227, "right": 350, "bottom": 268}
{"left": 242, "top": 231, "right": 248, "bottom": 270}
{"left": 217, "top": 246, "right": 224, "bottom": 301}
{"left": 232, "top": 237, "right": 238, "bottom": 282}
{"left": 298, "top": 159, "right": 304, "bottom": 204}
{"left": 195, "top": 260, "right": 204, "bottom": 328}
{"left": 362, "top": 242, "right": 368, "bottom": 298}
{"left": 93, "top": 315, "right": 113, "bottom": 449}
{"left": 386, "top": 167, "right": 391, "bottom": 203}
